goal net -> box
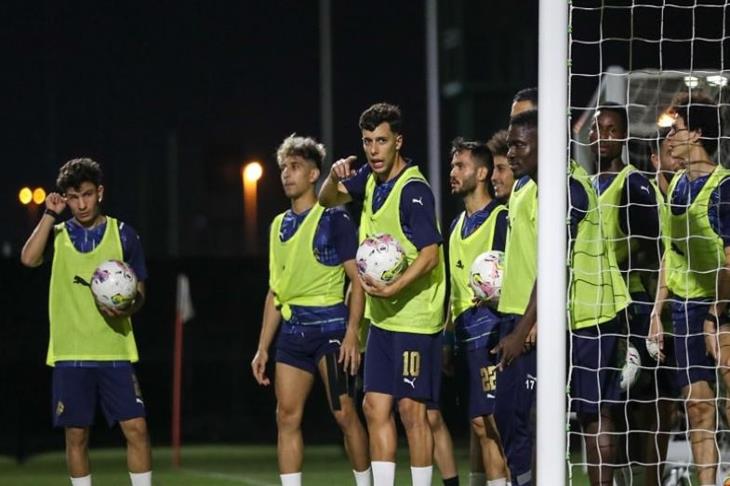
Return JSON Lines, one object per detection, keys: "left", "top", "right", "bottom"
{"left": 566, "top": 1, "right": 730, "bottom": 485}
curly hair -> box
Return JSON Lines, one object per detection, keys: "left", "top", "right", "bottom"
{"left": 56, "top": 158, "right": 103, "bottom": 192}
{"left": 276, "top": 134, "right": 326, "bottom": 170}
{"left": 358, "top": 102, "right": 402, "bottom": 134}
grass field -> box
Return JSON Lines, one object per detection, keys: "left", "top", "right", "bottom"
{"left": 0, "top": 444, "right": 594, "bottom": 485}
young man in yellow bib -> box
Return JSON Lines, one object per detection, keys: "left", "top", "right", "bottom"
{"left": 447, "top": 137, "right": 510, "bottom": 486}
{"left": 493, "top": 110, "right": 629, "bottom": 486}
{"left": 649, "top": 92, "right": 730, "bottom": 486}
{"left": 251, "top": 134, "right": 371, "bottom": 486}
{"left": 319, "top": 102, "right": 446, "bottom": 486}
{"left": 20, "top": 158, "right": 152, "bottom": 486}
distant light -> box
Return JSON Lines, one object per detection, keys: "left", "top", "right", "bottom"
{"left": 657, "top": 111, "right": 676, "bottom": 128}
{"left": 243, "top": 162, "right": 263, "bottom": 183}
{"left": 707, "top": 75, "right": 728, "bottom": 87}
{"left": 32, "top": 187, "right": 46, "bottom": 205}
{"left": 683, "top": 76, "right": 700, "bottom": 88}
{"left": 19, "top": 187, "right": 32, "bottom": 205}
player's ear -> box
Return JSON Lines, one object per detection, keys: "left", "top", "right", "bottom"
{"left": 97, "top": 185, "right": 104, "bottom": 203}
{"left": 395, "top": 134, "right": 403, "bottom": 151}
{"left": 309, "top": 167, "right": 321, "bottom": 184}
{"left": 476, "top": 165, "right": 489, "bottom": 183}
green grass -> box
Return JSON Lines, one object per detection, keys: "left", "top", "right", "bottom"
{"left": 0, "top": 444, "right": 592, "bottom": 485}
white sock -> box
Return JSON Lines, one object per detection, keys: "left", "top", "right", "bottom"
{"left": 410, "top": 465, "right": 433, "bottom": 486}
{"left": 487, "top": 478, "right": 508, "bottom": 486}
{"left": 353, "top": 467, "right": 372, "bottom": 486}
{"left": 129, "top": 471, "right": 152, "bottom": 486}
{"left": 280, "top": 472, "right": 302, "bottom": 486}
{"left": 371, "top": 461, "right": 395, "bottom": 486}
{"left": 469, "top": 472, "right": 486, "bottom": 486}
{"left": 70, "top": 475, "right": 92, "bottom": 486}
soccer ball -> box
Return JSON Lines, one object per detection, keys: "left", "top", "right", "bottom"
{"left": 469, "top": 251, "right": 504, "bottom": 302}
{"left": 90, "top": 260, "right": 138, "bottom": 310}
{"left": 356, "top": 233, "right": 407, "bottom": 285}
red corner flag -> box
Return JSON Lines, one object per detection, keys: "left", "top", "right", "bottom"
{"left": 172, "top": 274, "right": 194, "bottom": 468}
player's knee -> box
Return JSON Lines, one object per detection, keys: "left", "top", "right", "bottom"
{"left": 397, "top": 400, "right": 426, "bottom": 430}
{"left": 276, "top": 403, "right": 303, "bottom": 430}
{"left": 65, "top": 428, "right": 89, "bottom": 450}
{"left": 470, "top": 417, "right": 487, "bottom": 438}
{"left": 685, "top": 398, "right": 714, "bottom": 424}
{"left": 121, "top": 418, "right": 149, "bottom": 445}
{"left": 427, "top": 409, "right": 443, "bottom": 430}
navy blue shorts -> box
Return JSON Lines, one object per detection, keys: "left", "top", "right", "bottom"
{"left": 457, "top": 342, "right": 499, "bottom": 419}
{"left": 364, "top": 325, "right": 441, "bottom": 402}
{"left": 275, "top": 323, "right": 345, "bottom": 374}
{"left": 624, "top": 294, "right": 679, "bottom": 399}
{"left": 671, "top": 299, "right": 716, "bottom": 389}
{"left": 52, "top": 362, "right": 146, "bottom": 428}
{"left": 493, "top": 315, "right": 535, "bottom": 486}
{"left": 570, "top": 318, "right": 621, "bottom": 417}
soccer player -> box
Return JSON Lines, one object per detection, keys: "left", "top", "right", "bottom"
{"left": 489, "top": 90, "right": 538, "bottom": 486}
{"left": 511, "top": 88, "right": 538, "bottom": 119}
{"left": 448, "top": 137, "right": 510, "bottom": 486}
{"left": 250, "top": 135, "right": 371, "bottom": 486}
{"left": 20, "top": 158, "right": 152, "bottom": 486}
{"left": 649, "top": 92, "right": 730, "bottom": 486}
{"left": 589, "top": 104, "right": 675, "bottom": 485}
{"left": 649, "top": 133, "right": 681, "bottom": 198}
{"left": 493, "top": 110, "right": 629, "bottom": 486}
{"left": 319, "top": 102, "right": 446, "bottom": 486}
{"left": 487, "top": 129, "right": 515, "bottom": 203}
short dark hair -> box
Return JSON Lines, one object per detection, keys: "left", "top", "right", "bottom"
{"left": 513, "top": 87, "right": 538, "bottom": 106}
{"left": 486, "top": 130, "right": 509, "bottom": 157}
{"left": 596, "top": 102, "right": 628, "bottom": 134}
{"left": 451, "top": 137, "right": 495, "bottom": 197}
{"left": 670, "top": 91, "right": 720, "bottom": 157}
{"left": 56, "top": 158, "right": 103, "bottom": 192}
{"left": 276, "top": 134, "right": 326, "bottom": 170}
{"left": 509, "top": 109, "right": 538, "bottom": 130}
{"left": 359, "top": 102, "right": 402, "bottom": 134}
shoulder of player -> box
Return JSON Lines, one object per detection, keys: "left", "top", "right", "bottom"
{"left": 322, "top": 206, "right": 354, "bottom": 223}
{"left": 115, "top": 219, "right": 142, "bottom": 241}
{"left": 400, "top": 179, "right": 434, "bottom": 200}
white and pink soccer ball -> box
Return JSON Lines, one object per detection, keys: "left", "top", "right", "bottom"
{"left": 356, "top": 233, "right": 408, "bottom": 285}
{"left": 91, "top": 260, "right": 138, "bottom": 310}
{"left": 469, "top": 250, "right": 504, "bottom": 302}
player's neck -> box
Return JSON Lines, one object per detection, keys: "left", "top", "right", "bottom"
{"left": 463, "top": 188, "right": 492, "bottom": 216}
{"left": 598, "top": 156, "right": 624, "bottom": 174}
{"left": 290, "top": 191, "right": 317, "bottom": 214}
{"left": 74, "top": 212, "right": 106, "bottom": 229}
{"left": 378, "top": 155, "right": 407, "bottom": 183}
{"left": 684, "top": 146, "right": 715, "bottom": 180}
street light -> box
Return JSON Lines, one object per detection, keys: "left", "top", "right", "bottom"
{"left": 33, "top": 188, "right": 46, "bottom": 205}
{"left": 19, "top": 187, "right": 32, "bottom": 205}
{"left": 242, "top": 162, "right": 263, "bottom": 254}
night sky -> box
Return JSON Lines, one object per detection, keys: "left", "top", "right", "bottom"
{"left": 3, "top": 1, "right": 727, "bottom": 258}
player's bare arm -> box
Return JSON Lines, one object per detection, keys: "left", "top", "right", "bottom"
{"left": 251, "top": 289, "right": 283, "bottom": 386}
{"left": 705, "top": 245, "right": 730, "bottom": 363}
{"left": 492, "top": 283, "right": 536, "bottom": 369}
{"left": 647, "top": 258, "right": 669, "bottom": 362}
{"left": 360, "top": 242, "right": 439, "bottom": 299}
{"left": 20, "top": 192, "right": 67, "bottom": 268}
{"left": 340, "top": 259, "right": 364, "bottom": 376}
{"left": 318, "top": 155, "right": 356, "bottom": 207}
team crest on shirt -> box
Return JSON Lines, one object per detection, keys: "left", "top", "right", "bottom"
{"left": 56, "top": 401, "right": 64, "bottom": 417}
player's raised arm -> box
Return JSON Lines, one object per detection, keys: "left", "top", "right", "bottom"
{"left": 20, "top": 192, "right": 66, "bottom": 267}
{"left": 251, "top": 288, "right": 282, "bottom": 386}
{"left": 318, "top": 155, "right": 356, "bottom": 207}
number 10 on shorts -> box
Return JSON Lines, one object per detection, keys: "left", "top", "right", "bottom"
{"left": 402, "top": 351, "right": 420, "bottom": 377}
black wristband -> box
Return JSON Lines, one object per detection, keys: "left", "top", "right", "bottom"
{"left": 44, "top": 208, "right": 60, "bottom": 220}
